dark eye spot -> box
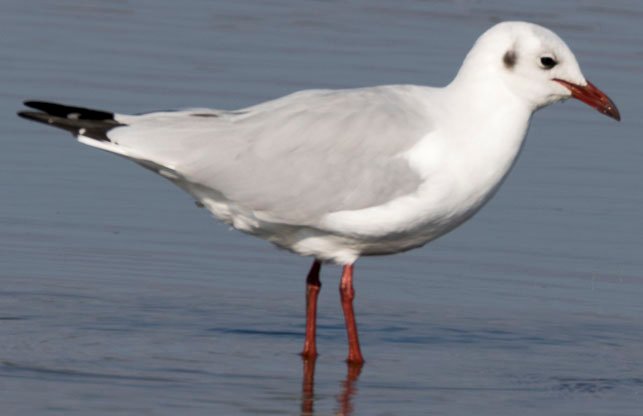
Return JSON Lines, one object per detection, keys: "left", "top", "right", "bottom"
{"left": 540, "top": 56, "right": 557, "bottom": 69}
{"left": 503, "top": 50, "right": 517, "bottom": 69}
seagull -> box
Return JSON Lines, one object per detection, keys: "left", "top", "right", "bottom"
{"left": 19, "top": 21, "right": 619, "bottom": 364}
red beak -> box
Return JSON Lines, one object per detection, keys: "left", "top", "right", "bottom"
{"left": 554, "top": 79, "right": 620, "bottom": 121}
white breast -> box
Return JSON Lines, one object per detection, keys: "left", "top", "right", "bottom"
{"left": 318, "top": 98, "right": 532, "bottom": 258}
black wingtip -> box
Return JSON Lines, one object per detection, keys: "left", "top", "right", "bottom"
{"left": 22, "top": 100, "right": 114, "bottom": 120}
{"left": 17, "top": 110, "right": 33, "bottom": 120}
{"left": 18, "top": 101, "right": 123, "bottom": 142}
{"left": 23, "top": 100, "right": 45, "bottom": 109}
{"left": 17, "top": 110, "right": 51, "bottom": 123}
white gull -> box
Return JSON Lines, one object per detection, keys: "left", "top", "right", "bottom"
{"left": 19, "top": 21, "right": 620, "bottom": 364}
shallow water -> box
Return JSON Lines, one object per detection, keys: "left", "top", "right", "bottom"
{"left": 2, "top": 1, "right": 643, "bottom": 415}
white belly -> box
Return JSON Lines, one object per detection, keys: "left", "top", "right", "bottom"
{"left": 202, "top": 147, "right": 518, "bottom": 265}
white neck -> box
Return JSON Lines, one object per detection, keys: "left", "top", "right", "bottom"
{"left": 438, "top": 75, "right": 533, "bottom": 210}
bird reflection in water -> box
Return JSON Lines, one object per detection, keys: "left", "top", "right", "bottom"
{"left": 300, "top": 358, "right": 363, "bottom": 416}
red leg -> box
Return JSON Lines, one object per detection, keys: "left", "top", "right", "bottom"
{"left": 301, "top": 260, "right": 322, "bottom": 359}
{"left": 339, "top": 264, "right": 364, "bottom": 364}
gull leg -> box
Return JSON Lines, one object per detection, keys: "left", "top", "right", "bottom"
{"left": 301, "top": 260, "right": 322, "bottom": 359}
{"left": 339, "top": 264, "right": 364, "bottom": 364}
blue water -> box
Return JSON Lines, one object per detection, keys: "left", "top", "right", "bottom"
{"left": 2, "top": 1, "right": 643, "bottom": 415}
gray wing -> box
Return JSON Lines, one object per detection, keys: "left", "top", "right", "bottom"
{"left": 110, "top": 85, "right": 433, "bottom": 224}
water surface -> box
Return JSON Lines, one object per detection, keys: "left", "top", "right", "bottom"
{"left": 1, "top": 1, "right": 643, "bottom": 415}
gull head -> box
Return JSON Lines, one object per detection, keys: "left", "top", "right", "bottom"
{"left": 454, "top": 21, "right": 620, "bottom": 120}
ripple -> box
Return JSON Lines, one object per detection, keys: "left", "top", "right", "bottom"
{"left": 209, "top": 327, "right": 302, "bottom": 337}
{"left": 554, "top": 377, "right": 643, "bottom": 394}
{"left": 0, "top": 361, "right": 175, "bottom": 383}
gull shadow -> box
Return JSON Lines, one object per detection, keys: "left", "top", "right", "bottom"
{"left": 300, "top": 358, "right": 363, "bottom": 416}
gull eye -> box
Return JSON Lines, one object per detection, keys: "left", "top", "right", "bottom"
{"left": 540, "top": 56, "right": 557, "bottom": 69}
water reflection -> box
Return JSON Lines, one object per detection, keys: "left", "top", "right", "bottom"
{"left": 336, "top": 363, "right": 363, "bottom": 416}
{"left": 300, "top": 358, "right": 316, "bottom": 415}
{"left": 300, "top": 358, "right": 363, "bottom": 416}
